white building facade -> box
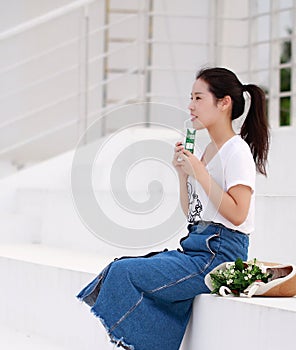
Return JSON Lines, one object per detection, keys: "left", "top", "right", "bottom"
{"left": 0, "top": 0, "right": 295, "bottom": 165}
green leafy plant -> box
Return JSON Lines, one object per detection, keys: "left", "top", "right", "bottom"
{"left": 210, "top": 258, "right": 272, "bottom": 296}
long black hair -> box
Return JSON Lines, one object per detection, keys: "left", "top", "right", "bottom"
{"left": 196, "top": 67, "right": 270, "bottom": 176}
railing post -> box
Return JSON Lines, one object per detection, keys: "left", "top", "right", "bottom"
{"left": 78, "top": 5, "right": 89, "bottom": 144}
{"left": 101, "top": 0, "right": 110, "bottom": 137}
{"left": 208, "top": 0, "right": 219, "bottom": 66}
{"left": 269, "top": 0, "right": 280, "bottom": 128}
{"left": 143, "top": 0, "right": 153, "bottom": 127}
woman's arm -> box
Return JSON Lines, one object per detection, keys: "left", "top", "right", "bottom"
{"left": 172, "top": 142, "right": 189, "bottom": 216}
{"left": 179, "top": 150, "right": 252, "bottom": 226}
{"left": 198, "top": 173, "right": 252, "bottom": 225}
{"left": 178, "top": 173, "right": 189, "bottom": 216}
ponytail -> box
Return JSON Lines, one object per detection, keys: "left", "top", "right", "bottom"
{"left": 241, "top": 84, "right": 269, "bottom": 176}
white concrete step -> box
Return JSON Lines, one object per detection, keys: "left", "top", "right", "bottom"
{"left": 0, "top": 324, "right": 69, "bottom": 350}
{"left": 0, "top": 126, "right": 187, "bottom": 255}
{"left": 0, "top": 186, "right": 186, "bottom": 256}
{"left": 0, "top": 212, "right": 41, "bottom": 244}
{"left": 0, "top": 244, "right": 115, "bottom": 350}
{"left": 0, "top": 243, "right": 111, "bottom": 273}
{"left": 3, "top": 185, "right": 296, "bottom": 264}
{"left": 2, "top": 126, "right": 296, "bottom": 264}
{"left": 249, "top": 195, "right": 296, "bottom": 264}
{"left": 181, "top": 294, "right": 296, "bottom": 350}
{"left": 2, "top": 243, "right": 296, "bottom": 350}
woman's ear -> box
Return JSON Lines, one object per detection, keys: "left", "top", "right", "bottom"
{"left": 218, "top": 95, "right": 232, "bottom": 111}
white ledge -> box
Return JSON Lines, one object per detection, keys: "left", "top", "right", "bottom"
{"left": 181, "top": 293, "right": 296, "bottom": 350}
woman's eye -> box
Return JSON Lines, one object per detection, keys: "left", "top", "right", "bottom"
{"left": 190, "top": 95, "right": 201, "bottom": 101}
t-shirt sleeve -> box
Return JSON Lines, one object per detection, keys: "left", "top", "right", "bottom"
{"left": 225, "top": 149, "right": 256, "bottom": 192}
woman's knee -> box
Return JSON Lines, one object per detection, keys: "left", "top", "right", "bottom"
{"left": 108, "top": 258, "right": 139, "bottom": 279}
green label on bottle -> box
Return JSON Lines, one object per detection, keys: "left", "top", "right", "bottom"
{"left": 185, "top": 129, "right": 196, "bottom": 153}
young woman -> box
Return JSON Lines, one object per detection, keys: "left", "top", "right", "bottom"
{"left": 77, "top": 67, "right": 269, "bottom": 350}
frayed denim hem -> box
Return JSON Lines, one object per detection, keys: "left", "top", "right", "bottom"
{"left": 76, "top": 295, "right": 135, "bottom": 350}
{"left": 89, "top": 305, "right": 135, "bottom": 350}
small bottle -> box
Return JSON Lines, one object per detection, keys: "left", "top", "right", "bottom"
{"left": 184, "top": 128, "right": 196, "bottom": 154}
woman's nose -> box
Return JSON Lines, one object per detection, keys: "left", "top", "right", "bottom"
{"left": 188, "top": 100, "right": 194, "bottom": 110}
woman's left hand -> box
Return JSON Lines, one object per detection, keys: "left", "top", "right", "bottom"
{"left": 178, "top": 149, "right": 207, "bottom": 180}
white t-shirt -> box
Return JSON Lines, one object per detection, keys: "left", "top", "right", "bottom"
{"left": 187, "top": 135, "right": 256, "bottom": 234}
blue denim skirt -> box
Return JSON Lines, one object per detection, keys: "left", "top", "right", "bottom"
{"left": 77, "top": 222, "right": 249, "bottom": 350}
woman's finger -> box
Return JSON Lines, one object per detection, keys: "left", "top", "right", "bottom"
{"left": 182, "top": 149, "right": 192, "bottom": 157}
{"left": 174, "top": 145, "right": 184, "bottom": 153}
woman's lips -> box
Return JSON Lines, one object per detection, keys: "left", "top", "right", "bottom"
{"left": 190, "top": 115, "right": 197, "bottom": 122}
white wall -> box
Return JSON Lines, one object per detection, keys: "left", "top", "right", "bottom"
{"left": 218, "top": 0, "right": 250, "bottom": 76}
{"left": 250, "top": 127, "right": 296, "bottom": 264}
{"left": 0, "top": 125, "right": 295, "bottom": 265}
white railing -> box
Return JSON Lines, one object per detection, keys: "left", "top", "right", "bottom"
{"left": 0, "top": 0, "right": 92, "bottom": 162}
{"left": 0, "top": 0, "right": 216, "bottom": 168}
{"left": 1, "top": 0, "right": 296, "bottom": 171}
{"left": 0, "top": 0, "right": 95, "bottom": 40}
{"left": 0, "top": 0, "right": 145, "bottom": 164}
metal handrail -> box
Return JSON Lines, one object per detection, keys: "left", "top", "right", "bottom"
{"left": 88, "top": 40, "right": 138, "bottom": 63}
{"left": 0, "top": 0, "right": 145, "bottom": 161}
{"left": 0, "top": 64, "right": 78, "bottom": 100}
{"left": 87, "top": 93, "right": 141, "bottom": 120}
{"left": 0, "top": 2, "right": 144, "bottom": 128}
{"left": 0, "top": 92, "right": 79, "bottom": 129}
{"left": 0, "top": 0, "right": 96, "bottom": 41}
{"left": 0, "top": 119, "right": 78, "bottom": 156}
{"left": 0, "top": 36, "right": 79, "bottom": 74}
{"left": 0, "top": 92, "right": 141, "bottom": 157}
{"left": 88, "top": 13, "right": 138, "bottom": 36}
{"left": 0, "top": 0, "right": 214, "bottom": 163}
{"left": 0, "top": 13, "right": 137, "bottom": 74}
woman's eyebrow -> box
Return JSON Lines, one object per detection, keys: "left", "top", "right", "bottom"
{"left": 191, "top": 92, "right": 204, "bottom": 96}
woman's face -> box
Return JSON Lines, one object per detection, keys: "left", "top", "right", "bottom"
{"left": 188, "top": 78, "right": 220, "bottom": 130}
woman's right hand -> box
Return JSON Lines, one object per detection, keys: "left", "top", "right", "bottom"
{"left": 172, "top": 141, "right": 188, "bottom": 178}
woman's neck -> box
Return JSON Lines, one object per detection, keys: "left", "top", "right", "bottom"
{"left": 207, "top": 125, "right": 236, "bottom": 150}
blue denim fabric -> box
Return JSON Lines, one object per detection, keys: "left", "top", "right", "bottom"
{"left": 77, "top": 221, "right": 249, "bottom": 350}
